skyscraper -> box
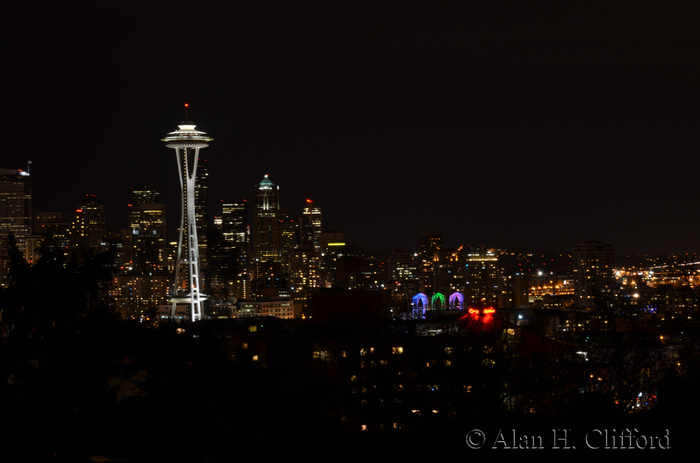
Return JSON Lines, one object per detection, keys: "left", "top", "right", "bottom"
{"left": 70, "top": 194, "right": 105, "bottom": 253}
{"left": 278, "top": 207, "right": 297, "bottom": 274}
{"left": 221, "top": 199, "right": 249, "bottom": 277}
{"left": 0, "top": 168, "right": 32, "bottom": 285}
{"left": 128, "top": 187, "right": 167, "bottom": 274}
{"left": 253, "top": 174, "right": 281, "bottom": 273}
{"left": 34, "top": 211, "right": 70, "bottom": 258}
{"left": 208, "top": 199, "right": 249, "bottom": 299}
{"left": 290, "top": 246, "right": 321, "bottom": 305}
{"left": 221, "top": 200, "right": 248, "bottom": 246}
{"left": 301, "top": 200, "right": 322, "bottom": 252}
{"left": 162, "top": 117, "right": 212, "bottom": 321}
{"left": 418, "top": 230, "right": 442, "bottom": 294}
{"left": 195, "top": 157, "right": 210, "bottom": 275}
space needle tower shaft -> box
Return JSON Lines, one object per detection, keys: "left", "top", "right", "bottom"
{"left": 162, "top": 107, "right": 213, "bottom": 321}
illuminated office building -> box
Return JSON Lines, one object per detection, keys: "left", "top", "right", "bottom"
{"left": 290, "top": 246, "right": 321, "bottom": 305}
{"left": 301, "top": 200, "right": 322, "bottom": 252}
{"left": 70, "top": 194, "right": 105, "bottom": 253}
{"left": 221, "top": 200, "right": 248, "bottom": 246}
{"left": 418, "top": 231, "right": 442, "bottom": 294}
{"left": 319, "top": 231, "right": 347, "bottom": 288}
{"left": 278, "top": 207, "right": 297, "bottom": 274}
{"left": 128, "top": 187, "right": 167, "bottom": 273}
{"left": 433, "top": 246, "right": 467, "bottom": 294}
{"left": 208, "top": 199, "right": 249, "bottom": 298}
{"left": 0, "top": 168, "right": 32, "bottom": 285}
{"left": 387, "top": 249, "right": 420, "bottom": 296}
{"left": 34, "top": 211, "right": 70, "bottom": 258}
{"left": 194, "top": 158, "right": 210, "bottom": 274}
{"left": 253, "top": 174, "right": 281, "bottom": 276}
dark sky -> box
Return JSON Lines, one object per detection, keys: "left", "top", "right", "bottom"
{"left": 4, "top": 1, "right": 700, "bottom": 255}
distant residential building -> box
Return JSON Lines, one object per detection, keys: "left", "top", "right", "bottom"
{"left": 238, "top": 297, "right": 298, "bottom": 319}
{"left": 464, "top": 246, "right": 500, "bottom": 307}
{"left": 290, "top": 247, "right": 321, "bottom": 305}
{"left": 497, "top": 272, "right": 526, "bottom": 310}
{"left": 573, "top": 240, "right": 615, "bottom": 310}
{"left": 111, "top": 273, "right": 171, "bottom": 320}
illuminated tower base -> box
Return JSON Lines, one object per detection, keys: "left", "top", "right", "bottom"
{"left": 162, "top": 117, "right": 213, "bottom": 321}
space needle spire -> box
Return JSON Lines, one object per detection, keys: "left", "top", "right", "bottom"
{"left": 162, "top": 104, "right": 213, "bottom": 321}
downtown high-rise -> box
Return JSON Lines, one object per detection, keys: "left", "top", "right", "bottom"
{"left": 128, "top": 186, "right": 167, "bottom": 274}
{"left": 253, "top": 174, "right": 281, "bottom": 279}
{"left": 0, "top": 168, "right": 32, "bottom": 286}
{"left": 69, "top": 194, "right": 105, "bottom": 254}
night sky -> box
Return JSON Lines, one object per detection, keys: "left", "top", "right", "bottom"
{"left": 4, "top": 1, "right": 700, "bottom": 255}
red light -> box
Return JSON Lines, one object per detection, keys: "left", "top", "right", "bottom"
{"left": 306, "top": 199, "right": 313, "bottom": 203}
{"left": 76, "top": 209, "right": 83, "bottom": 213}
{"left": 483, "top": 308, "right": 496, "bottom": 315}
{"left": 185, "top": 103, "right": 189, "bottom": 108}
{"left": 468, "top": 308, "right": 479, "bottom": 315}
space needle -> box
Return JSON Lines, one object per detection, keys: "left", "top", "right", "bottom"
{"left": 162, "top": 104, "right": 212, "bottom": 321}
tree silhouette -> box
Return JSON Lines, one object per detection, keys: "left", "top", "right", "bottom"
{"left": 1, "top": 234, "right": 118, "bottom": 339}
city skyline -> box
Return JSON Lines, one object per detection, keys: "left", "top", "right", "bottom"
{"left": 13, "top": 165, "right": 700, "bottom": 259}
{"left": 4, "top": 2, "right": 700, "bottom": 255}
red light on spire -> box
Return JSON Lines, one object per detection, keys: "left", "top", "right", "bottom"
{"left": 306, "top": 198, "right": 313, "bottom": 203}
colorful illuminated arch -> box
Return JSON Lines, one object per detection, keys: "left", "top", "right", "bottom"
{"left": 431, "top": 292, "right": 446, "bottom": 310}
{"left": 412, "top": 293, "right": 429, "bottom": 311}
{"left": 449, "top": 292, "right": 464, "bottom": 310}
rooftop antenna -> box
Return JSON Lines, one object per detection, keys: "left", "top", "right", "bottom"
{"left": 185, "top": 103, "right": 189, "bottom": 120}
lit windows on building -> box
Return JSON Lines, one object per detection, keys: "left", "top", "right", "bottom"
{"left": 238, "top": 298, "right": 297, "bottom": 319}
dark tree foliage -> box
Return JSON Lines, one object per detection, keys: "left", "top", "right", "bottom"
{"left": 1, "top": 235, "right": 118, "bottom": 339}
